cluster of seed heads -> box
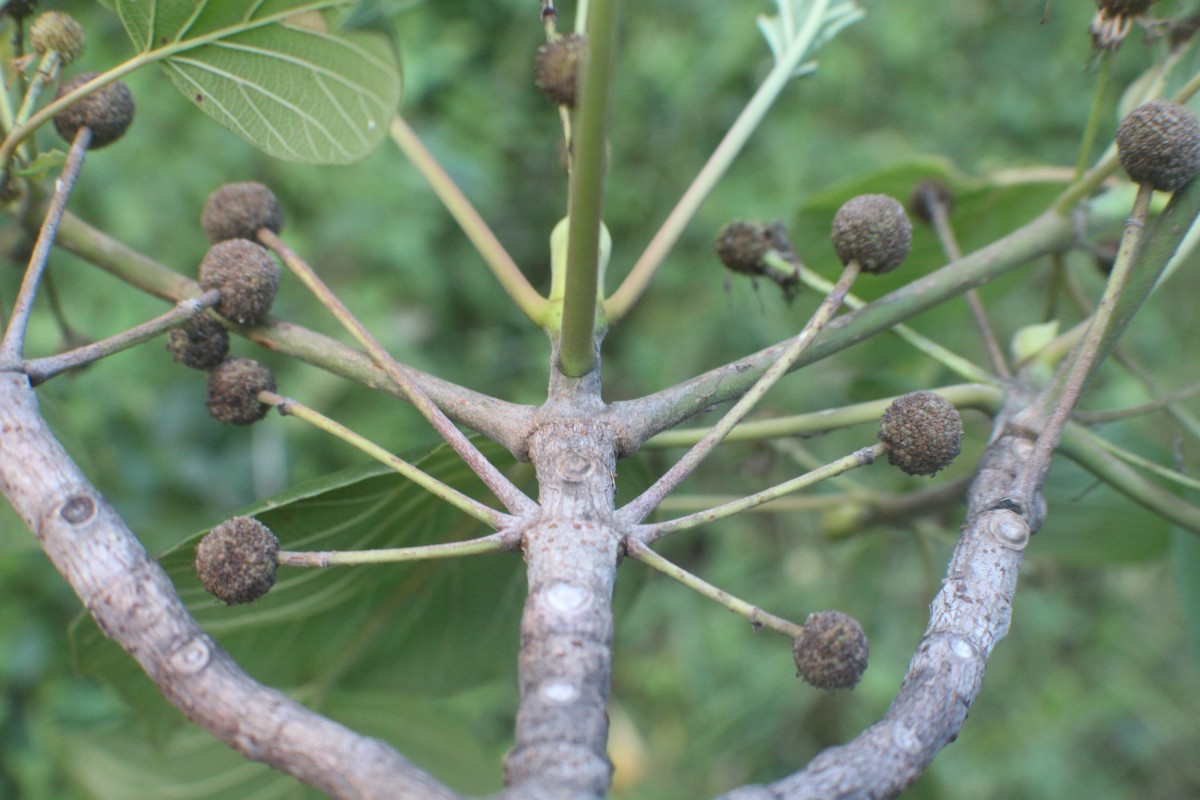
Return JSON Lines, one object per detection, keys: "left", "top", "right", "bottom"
{"left": 53, "top": 72, "right": 135, "bottom": 149}
{"left": 830, "top": 194, "right": 912, "bottom": 275}
{"left": 194, "top": 516, "right": 279, "bottom": 604}
{"left": 1116, "top": 99, "right": 1200, "bottom": 192}
{"left": 793, "top": 610, "right": 869, "bottom": 691}
{"left": 877, "top": 390, "right": 963, "bottom": 477}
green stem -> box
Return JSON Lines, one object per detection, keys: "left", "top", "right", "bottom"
{"left": 260, "top": 391, "right": 507, "bottom": 528}
{"left": 388, "top": 116, "right": 547, "bottom": 325}
{"left": 604, "top": 0, "right": 832, "bottom": 323}
{"left": 277, "top": 533, "right": 508, "bottom": 567}
{"left": 640, "top": 444, "right": 885, "bottom": 542}
{"left": 1074, "top": 53, "right": 1112, "bottom": 180}
{"left": 626, "top": 539, "right": 804, "bottom": 638}
{"left": 643, "top": 383, "right": 1002, "bottom": 449}
{"left": 559, "top": 0, "right": 620, "bottom": 376}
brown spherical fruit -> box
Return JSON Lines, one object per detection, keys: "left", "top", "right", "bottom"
{"left": 535, "top": 34, "right": 585, "bottom": 108}
{"left": 202, "top": 182, "right": 285, "bottom": 243}
{"left": 908, "top": 179, "right": 955, "bottom": 225}
{"left": 167, "top": 315, "right": 230, "bottom": 370}
{"left": 194, "top": 516, "right": 279, "bottom": 604}
{"left": 878, "top": 390, "right": 963, "bottom": 477}
{"left": 30, "top": 11, "right": 85, "bottom": 64}
{"left": 206, "top": 357, "right": 276, "bottom": 425}
{"left": 53, "top": 73, "right": 135, "bottom": 149}
{"left": 198, "top": 239, "right": 280, "bottom": 326}
{"left": 715, "top": 220, "right": 771, "bottom": 275}
{"left": 2, "top": 1, "right": 39, "bottom": 20}
{"left": 830, "top": 194, "right": 912, "bottom": 275}
{"left": 793, "top": 610, "right": 869, "bottom": 691}
{"left": 1117, "top": 100, "right": 1200, "bottom": 192}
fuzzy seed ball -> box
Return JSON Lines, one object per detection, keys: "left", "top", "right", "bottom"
{"left": 715, "top": 220, "right": 771, "bottom": 275}
{"left": 535, "top": 34, "right": 585, "bottom": 108}
{"left": 167, "top": 315, "right": 229, "bottom": 370}
{"left": 53, "top": 73, "right": 135, "bottom": 149}
{"left": 206, "top": 357, "right": 276, "bottom": 425}
{"left": 830, "top": 194, "right": 912, "bottom": 275}
{"left": 197, "top": 239, "right": 280, "bottom": 325}
{"left": 30, "top": 12, "right": 84, "bottom": 64}
{"left": 908, "top": 179, "right": 955, "bottom": 225}
{"left": 201, "top": 182, "right": 285, "bottom": 243}
{"left": 878, "top": 390, "right": 964, "bottom": 477}
{"left": 194, "top": 516, "right": 279, "bottom": 604}
{"left": 793, "top": 610, "right": 869, "bottom": 691}
{"left": 2, "top": 1, "right": 39, "bottom": 20}
{"left": 1117, "top": 100, "right": 1200, "bottom": 192}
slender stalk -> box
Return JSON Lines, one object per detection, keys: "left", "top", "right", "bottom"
{"left": 276, "top": 532, "right": 509, "bottom": 568}
{"left": 604, "top": 0, "right": 833, "bottom": 323}
{"left": 1075, "top": 379, "right": 1200, "bottom": 424}
{"left": 781, "top": 255, "right": 996, "bottom": 384}
{"left": 259, "top": 230, "right": 537, "bottom": 516}
{"left": 0, "top": 126, "right": 90, "bottom": 364}
{"left": 639, "top": 444, "right": 884, "bottom": 543}
{"left": 559, "top": 0, "right": 620, "bottom": 376}
{"left": 12, "top": 51, "right": 61, "bottom": 130}
{"left": 626, "top": 539, "right": 804, "bottom": 638}
{"left": 259, "top": 391, "right": 507, "bottom": 528}
{"left": 619, "top": 261, "right": 860, "bottom": 524}
{"left": 23, "top": 290, "right": 220, "bottom": 385}
{"left": 644, "top": 383, "right": 1001, "bottom": 449}
{"left": 1074, "top": 53, "right": 1112, "bottom": 180}
{"left": 1018, "top": 184, "right": 1154, "bottom": 502}
{"left": 388, "top": 116, "right": 547, "bottom": 325}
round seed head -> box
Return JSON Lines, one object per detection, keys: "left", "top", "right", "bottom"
{"left": 201, "top": 182, "right": 285, "bottom": 243}
{"left": 53, "top": 73, "right": 135, "bottom": 149}
{"left": 793, "top": 610, "right": 869, "bottom": 691}
{"left": 30, "top": 12, "right": 85, "bottom": 64}
{"left": 2, "top": 1, "right": 39, "bottom": 20}
{"left": 908, "top": 179, "right": 955, "bottom": 225}
{"left": 1117, "top": 100, "right": 1200, "bottom": 192}
{"left": 194, "top": 516, "right": 279, "bottom": 604}
{"left": 715, "top": 220, "right": 771, "bottom": 275}
{"left": 878, "top": 390, "right": 964, "bottom": 476}
{"left": 206, "top": 357, "right": 276, "bottom": 425}
{"left": 167, "top": 315, "right": 229, "bottom": 370}
{"left": 535, "top": 33, "right": 585, "bottom": 108}
{"left": 198, "top": 239, "right": 280, "bottom": 326}
{"left": 830, "top": 194, "right": 912, "bottom": 274}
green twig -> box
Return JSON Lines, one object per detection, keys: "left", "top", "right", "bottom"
{"left": 559, "top": 0, "right": 620, "bottom": 376}
{"left": 277, "top": 532, "right": 509, "bottom": 568}
{"left": 638, "top": 443, "right": 884, "bottom": 542}
{"left": 259, "top": 391, "right": 507, "bottom": 528}
{"left": 604, "top": 0, "right": 834, "bottom": 323}
{"left": 626, "top": 539, "right": 804, "bottom": 638}
{"left": 388, "top": 116, "right": 547, "bottom": 325}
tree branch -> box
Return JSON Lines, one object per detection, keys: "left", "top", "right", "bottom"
{"left": 0, "top": 372, "right": 460, "bottom": 800}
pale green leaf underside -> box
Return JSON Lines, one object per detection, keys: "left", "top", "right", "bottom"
{"left": 115, "top": 0, "right": 402, "bottom": 164}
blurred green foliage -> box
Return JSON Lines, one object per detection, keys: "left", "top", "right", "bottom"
{"left": 2, "top": 0, "right": 1200, "bottom": 798}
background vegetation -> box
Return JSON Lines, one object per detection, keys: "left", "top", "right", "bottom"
{"left": 1, "top": 0, "right": 1199, "bottom": 798}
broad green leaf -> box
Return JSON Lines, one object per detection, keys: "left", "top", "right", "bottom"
{"left": 114, "top": 0, "right": 402, "bottom": 163}
{"left": 60, "top": 689, "right": 501, "bottom": 798}
{"left": 72, "top": 440, "right": 529, "bottom": 733}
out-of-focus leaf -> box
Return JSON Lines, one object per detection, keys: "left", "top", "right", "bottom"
{"left": 114, "top": 0, "right": 401, "bottom": 163}
{"left": 1173, "top": 528, "right": 1200, "bottom": 661}
{"left": 13, "top": 149, "right": 67, "bottom": 180}
{"left": 60, "top": 688, "right": 500, "bottom": 798}
{"left": 72, "top": 440, "right": 528, "bottom": 733}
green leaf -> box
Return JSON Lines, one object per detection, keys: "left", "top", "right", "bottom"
{"left": 60, "top": 689, "right": 501, "bottom": 798}
{"left": 72, "top": 440, "right": 528, "bottom": 734}
{"left": 13, "top": 149, "right": 67, "bottom": 180}
{"left": 114, "top": 0, "right": 402, "bottom": 163}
